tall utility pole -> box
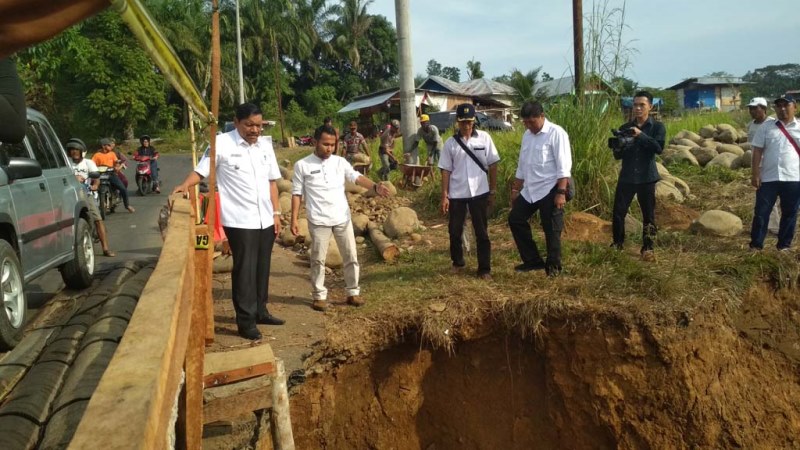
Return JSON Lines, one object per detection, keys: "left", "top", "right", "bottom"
{"left": 395, "top": 0, "right": 415, "bottom": 154}
{"left": 572, "top": 0, "right": 584, "bottom": 101}
{"left": 235, "top": 0, "right": 245, "bottom": 104}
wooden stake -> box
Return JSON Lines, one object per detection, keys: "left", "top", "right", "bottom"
{"left": 270, "top": 359, "right": 295, "bottom": 450}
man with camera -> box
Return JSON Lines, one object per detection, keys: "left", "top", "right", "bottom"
{"left": 610, "top": 90, "right": 665, "bottom": 261}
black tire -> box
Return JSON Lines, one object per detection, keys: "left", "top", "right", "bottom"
{"left": 98, "top": 186, "right": 108, "bottom": 220}
{"left": 60, "top": 218, "right": 95, "bottom": 289}
{"left": 0, "top": 240, "right": 26, "bottom": 351}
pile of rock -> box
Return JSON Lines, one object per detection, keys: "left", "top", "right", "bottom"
{"left": 273, "top": 161, "right": 425, "bottom": 267}
{"left": 662, "top": 124, "right": 752, "bottom": 170}
{"left": 655, "top": 162, "right": 692, "bottom": 204}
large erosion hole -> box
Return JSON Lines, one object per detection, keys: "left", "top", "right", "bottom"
{"left": 290, "top": 317, "right": 800, "bottom": 449}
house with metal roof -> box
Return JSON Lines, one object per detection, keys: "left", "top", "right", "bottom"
{"left": 666, "top": 77, "right": 749, "bottom": 112}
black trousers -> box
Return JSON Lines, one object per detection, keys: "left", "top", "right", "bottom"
{"left": 612, "top": 181, "right": 657, "bottom": 251}
{"left": 508, "top": 189, "right": 564, "bottom": 270}
{"left": 448, "top": 194, "right": 491, "bottom": 275}
{"left": 223, "top": 226, "right": 276, "bottom": 330}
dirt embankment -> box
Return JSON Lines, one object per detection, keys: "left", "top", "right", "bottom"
{"left": 289, "top": 285, "right": 800, "bottom": 450}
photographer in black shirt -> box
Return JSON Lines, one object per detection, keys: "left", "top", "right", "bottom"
{"left": 610, "top": 90, "right": 666, "bottom": 261}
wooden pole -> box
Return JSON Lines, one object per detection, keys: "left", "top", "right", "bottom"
{"left": 270, "top": 359, "right": 295, "bottom": 450}
{"left": 572, "top": 0, "right": 584, "bottom": 101}
{"left": 367, "top": 223, "right": 399, "bottom": 261}
{"left": 188, "top": 106, "right": 201, "bottom": 220}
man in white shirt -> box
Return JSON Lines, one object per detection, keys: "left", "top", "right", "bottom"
{"left": 291, "top": 124, "right": 390, "bottom": 312}
{"left": 508, "top": 101, "right": 572, "bottom": 277}
{"left": 750, "top": 95, "right": 800, "bottom": 251}
{"left": 66, "top": 138, "right": 115, "bottom": 257}
{"left": 174, "top": 103, "right": 284, "bottom": 340}
{"left": 747, "top": 97, "right": 780, "bottom": 234}
{"left": 439, "top": 103, "right": 500, "bottom": 280}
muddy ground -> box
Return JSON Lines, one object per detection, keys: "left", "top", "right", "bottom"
{"left": 203, "top": 202, "right": 800, "bottom": 449}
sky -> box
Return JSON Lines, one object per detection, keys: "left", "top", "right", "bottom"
{"left": 369, "top": 0, "right": 796, "bottom": 89}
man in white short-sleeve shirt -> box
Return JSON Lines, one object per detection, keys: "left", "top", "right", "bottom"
{"left": 174, "top": 103, "right": 283, "bottom": 340}
{"left": 439, "top": 103, "right": 500, "bottom": 280}
{"left": 749, "top": 95, "right": 800, "bottom": 251}
{"left": 508, "top": 101, "right": 572, "bottom": 276}
{"left": 291, "top": 124, "right": 390, "bottom": 312}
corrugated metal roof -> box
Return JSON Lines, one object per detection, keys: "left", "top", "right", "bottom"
{"left": 418, "top": 75, "right": 463, "bottom": 93}
{"left": 338, "top": 89, "right": 398, "bottom": 113}
{"left": 458, "top": 78, "right": 516, "bottom": 96}
{"left": 536, "top": 76, "right": 577, "bottom": 97}
{"left": 667, "top": 77, "right": 749, "bottom": 90}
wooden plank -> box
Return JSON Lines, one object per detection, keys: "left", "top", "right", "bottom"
{"left": 69, "top": 197, "right": 195, "bottom": 450}
{"left": 193, "top": 224, "right": 215, "bottom": 345}
{"left": 204, "top": 345, "right": 275, "bottom": 387}
{"left": 203, "top": 385, "right": 272, "bottom": 424}
{"left": 177, "top": 257, "right": 206, "bottom": 449}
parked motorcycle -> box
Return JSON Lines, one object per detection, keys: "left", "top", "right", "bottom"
{"left": 96, "top": 166, "right": 121, "bottom": 220}
{"left": 134, "top": 155, "right": 156, "bottom": 196}
{"left": 295, "top": 135, "right": 313, "bottom": 146}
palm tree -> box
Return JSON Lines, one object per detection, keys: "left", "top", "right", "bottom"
{"left": 329, "top": 0, "right": 374, "bottom": 71}
{"left": 507, "top": 67, "right": 548, "bottom": 107}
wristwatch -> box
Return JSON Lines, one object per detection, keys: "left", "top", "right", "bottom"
{"left": 556, "top": 188, "right": 567, "bottom": 195}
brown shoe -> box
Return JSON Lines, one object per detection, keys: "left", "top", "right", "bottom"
{"left": 641, "top": 250, "right": 656, "bottom": 262}
{"left": 347, "top": 295, "right": 365, "bottom": 306}
{"left": 312, "top": 299, "right": 329, "bottom": 311}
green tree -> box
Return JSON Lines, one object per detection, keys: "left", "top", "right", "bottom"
{"left": 330, "top": 0, "right": 374, "bottom": 71}
{"left": 441, "top": 66, "right": 460, "bottom": 82}
{"left": 426, "top": 59, "right": 442, "bottom": 77}
{"left": 542, "top": 72, "right": 554, "bottom": 81}
{"left": 506, "top": 67, "right": 548, "bottom": 106}
{"left": 466, "top": 58, "right": 484, "bottom": 80}
{"left": 742, "top": 63, "right": 800, "bottom": 99}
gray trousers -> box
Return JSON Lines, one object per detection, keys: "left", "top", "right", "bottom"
{"left": 309, "top": 220, "right": 360, "bottom": 300}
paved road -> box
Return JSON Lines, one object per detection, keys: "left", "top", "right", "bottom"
{"left": 26, "top": 154, "right": 195, "bottom": 313}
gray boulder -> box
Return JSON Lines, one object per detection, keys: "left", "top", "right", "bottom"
{"left": 739, "top": 150, "right": 753, "bottom": 168}
{"left": 699, "top": 125, "right": 717, "bottom": 139}
{"left": 276, "top": 178, "right": 293, "bottom": 194}
{"left": 706, "top": 153, "right": 741, "bottom": 169}
{"left": 384, "top": 207, "right": 420, "bottom": 238}
{"left": 663, "top": 148, "right": 699, "bottom": 166}
{"left": 351, "top": 213, "right": 370, "bottom": 236}
{"left": 716, "top": 143, "right": 745, "bottom": 156}
{"left": 662, "top": 175, "right": 691, "bottom": 197}
{"left": 690, "top": 146, "right": 718, "bottom": 166}
{"left": 690, "top": 210, "right": 743, "bottom": 237}
{"left": 655, "top": 180, "right": 685, "bottom": 203}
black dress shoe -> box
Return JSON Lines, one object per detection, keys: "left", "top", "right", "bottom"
{"left": 238, "top": 327, "right": 262, "bottom": 340}
{"left": 514, "top": 261, "right": 546, "bottom": 272}
{"left": 257, "top": 314, "right": 286, "bottom": 326}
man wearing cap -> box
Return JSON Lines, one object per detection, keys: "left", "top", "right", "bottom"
{"left": 409, "top": 114, "right": 443, "bottom": 166}
{"left": 340, "top": 120, "right": 369, "bottom": 164}
{"left": 378, "top": 119, "right": 400, "bottom": 181}
{"left": 508, "top": 101, "right": 572, "bottom": 277}
{"left": 92, "top": 138, "right": 134, "bottom": 213}
{"left": 749, "top": 95, "right": 800, "bottom": 251}
{"left": 746, "top": 97, "right": 779, "bottom": 234}
{"left": 66, "top": 138, "right": 115, "bottom": 257}
{"left": 439, "top": 103, "right": 500, "bottom": 280}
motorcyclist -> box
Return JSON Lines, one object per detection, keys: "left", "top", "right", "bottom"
{"left": 133, "top": 134, "right": 160, "bottom": 193}
{"left": 66, "top": 138, "right": 115, "bottom": 257}
{"left": 92, "top": 138, "right": 134, "bottom": 213}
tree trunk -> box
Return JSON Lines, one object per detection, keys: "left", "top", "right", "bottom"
{"left": 368, "top": 223, "right": 399, "bottom": 261}
{"left": 271, "top": 29, "right": 287, "bottom": 145}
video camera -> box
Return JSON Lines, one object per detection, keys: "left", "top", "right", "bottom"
{"left": 608, "top": 128, "right": 636, "bottom": 151}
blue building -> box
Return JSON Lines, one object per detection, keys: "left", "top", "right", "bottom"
{"left": 667, "top": 77, "right": 749, "bottom": 112}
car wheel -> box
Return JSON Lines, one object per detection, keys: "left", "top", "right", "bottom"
{"left": 98, "top": 186, "right": 108, "bottom": 220}
{"left": 0, "top": 240, "right": 25, "bottom": 350}
{"left": 60, "top": 218, "right": 95, "bottom": 289}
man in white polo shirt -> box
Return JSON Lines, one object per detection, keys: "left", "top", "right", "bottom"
{"left": 508, "top": 101, "right": 572, "bottom": 277}
{"left": 439, "top": 103, "right": 500, "bottom": 280}
{"left": 291, "top": 124, "right": 391, "bottom": 311}
{"left": 174, "top": 103, "right": 284, "bottom": 341}
{"left": 749, "top": 95, "right": 800, "bottom": 251}
{"left": 747, "top": 97, "right": 780, "bottom": 234}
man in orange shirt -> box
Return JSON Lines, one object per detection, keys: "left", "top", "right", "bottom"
{"left": 92, "top": 138, "right": 134, "bottom": 213}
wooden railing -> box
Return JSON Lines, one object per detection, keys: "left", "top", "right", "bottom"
{"left": 70, "top": 196, "right": 206, "bottom": 449}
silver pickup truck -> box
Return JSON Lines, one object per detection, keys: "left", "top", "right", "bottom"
{"left": 0, "top": 108, "right": 95, "bottom": 349}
